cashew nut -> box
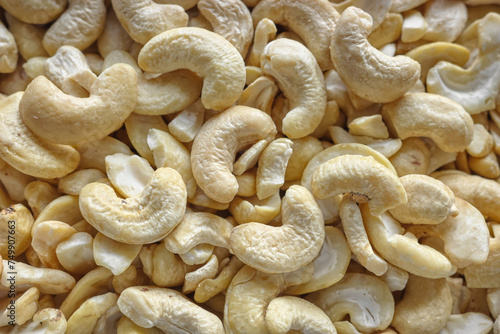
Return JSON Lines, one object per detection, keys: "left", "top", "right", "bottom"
{"left": 93, "top": 232, "right": 142, "bottom": 275}
{"left": 256, "top": 138, "right": 293, "bottom": 199}
{"left": 75, "top": 136, "right": 133, "bottom": 172}
{"left": 31, "top": 220, "right": 77, "bottom": 270}
{"left": 105, "top": 153, "right": 154, "bottom": 198}
{"left": 66, "top": 292, "right": 118, "bottom": 334}
{"left": 97, "top": 10, "right": 134, "bottom": 59}
{"left": 0, "top": 204, "right": 34, "bottom": 259}
{"left": 56, "top": 232, "right": 97, "bottom": 275}
{"left": 0, "top": 20, "right": 18, "bottom": 74}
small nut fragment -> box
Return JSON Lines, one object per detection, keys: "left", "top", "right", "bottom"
{"left": 256, "top": 138, "right": 293, "bottom": 199}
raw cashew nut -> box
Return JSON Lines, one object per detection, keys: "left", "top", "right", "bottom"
{"left": 245, "top": 18, "right": 276, "bottom": 67}
{"left": 138, "top": 27, "right": 246, "bottom": 111}
{"left": 0, "top": 287, "right": 38, "bottom": 326}
{"left": 66, "top": 292, "right": 118, "bottom": 334}
{"left": 0, "top": 20, "right": 18, "bottom": 73}
{"left": 0, "top": 0, "right": 66, "bottom": 24}
{"left": 440, "top": 313, "right": 495, "bottom": 334}
{"left": 56, "top": 232, "right": 97, "bottom": 275}
{"left": 105, "top": 153, "right": 154, "bottom": 198}
{"left": 191, "top": 105, "right": 276, "bottom": 203}
{"left": 58, "top": 169, "right": 107, "bottom": 195}
{"left": 97, "top": 10, "right": 134, "bottom": 59}
{"left": 330, "top": 6, "right": 420, "bottom": 103}
{"left": 31, "top": 220, "right": 77, "bottom": 270}
{"left": 93, "top": 232, "right": 142, "bottom": 275}
{"left": 79, "top": 167, "right": 187, "bottom": 244}
{"left": 256, "top": 138, "right": 293, "bottom": 199}
{"left": 0, "top": 204, "right": 34, "bottom": 258}
{"left": 117, "top": 286, "right": 224, "bottom": 333}
{"left": 75, "top": 136, "right": 133, "bottom": 172}
{"left": 261, "top": 38, "right": 327, "bottom": 138}
{"left": 20, "top": 63, "right": 138, "bottom": 146}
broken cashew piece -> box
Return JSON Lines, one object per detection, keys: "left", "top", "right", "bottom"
{"left": 0, "top": 0, "right": 66, "bottom": 24}
{"left": 256, "top": 138, "right": 293, "bottom": 199}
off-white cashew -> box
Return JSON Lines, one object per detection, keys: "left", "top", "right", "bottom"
{"left": 488, "top": 288, "right": 500, "bottom": 319}
{"left": 348, "top": 115, "right": 389, "bottom": 139}
{"left": 0, "top": 204, "right": 34, "bottom": 259}
{"left": 233, "top": 140, "right": 268, "bottom": 176}
{"left": 285, "top": 137, "right": 323, "bottom": 182}
{"left": 306, "top": 273, "right": 394, "bottom": 333}
{"left": 265, "top": 296, "right": 336, "bottom": 334}
{"left": 118, "top": 286, "right": 224, "bottom": 333}
{"left": 76, "top": 136, "right": 133, "bottom": 172}
{"left": 105, "top": 153, "right": 154, "bottom": 198}
{"left": 179, "top": 244, "right": 214, "bottom": 266}
{"left": 56, "top": 232, "right": 96, "bottom": 275}
{"left": 188, "top": 187, "right": 231, "bottom": 211}
{"left": 245, "top": 18, "right": 276, "bottom": 67}
{"left": 113, "top": 265, "right": 149, "bottom": 295}
{"left": 422, "top": 0, "right": 467, "bottom": 42}
{"left": 0, "top": 159, "right": 36, "bottom": 203}
{"left": 440, "top": 313, "right": 494, "bottom": 334}
{"left": 0, "top": 0, "right": 66, "bottom": 24}
{"left": 66, "top": 293, "right": 118, "bottom": 334}
{"left": 0, "top": 92, "right": 80, "bottom": 179}
{"left": 391, "top": 0, "right": 428, "bottom": 12}
{"left": 167, "top": 99, "right": 206, "bottom": 143}
{"left": 252, "top": 0, "right": 339, "bottom": 70}
{"left": 235, "top": 169, "right": 257, "bottom": 197}
{"left": 463, "top": 226, "right": 500, "bottom": 288}
{"left": 0, "top": 20, "right": 19, "bottom": 74}
{"left": 58, "top": 169, "right": 107, "bottom": 195}
{"left": 140, "top": 243, "right": 187, "bottom": 287}
{"left": 401, "top": 10, "right": 427, "bottom": 43}
{"left": 93, "top": 232, "right": 142, "bottom": 275}
{"left": 333, "top": 0, "right": 392, "bottom": 31}
{"left": 183, "top": 254, "right": 218, "bottom": 294}
{"left": 15, "top": 308, "right": 67, "bottom": 334}
{"left": 0, "top": 287, "right": 38, "bottom": 327}
{"left": 230, "top": 185, "right": 324, "bottom": 273}
{"left": 85, "top": 53, "right": 103, "bottom": 76}
{"left": 256, "top": 138, "right": 293, "bottom": 199}
{"left": 391, "top": 274, "right": 453, "bottom": 334}
{"left": 469, "top": 150, "right": 500, "bottom": 179}
{"left": 20, "top": 63, "right": 138, "bottom": 145}
{"left": 42, "top": 0, "right": 106, "bottom": 55}
{"left": 331, "top": 7, "right": 420, "bottom": 103}
{"left": 237, "top": 75, "right": 278, "bottom": 114}
{"left": 31, "top": 220, "right": 77, "bottom": 270}
{"left": 97, "top": 10, "right": 134, "bottom": 59}
{"left": 34, "top": 195, "right": 83, "bottom": 228}
{"left": 138, "top": 27, "right": 245, "bottom": 111}
{"left": 93, "top": 304, "right": 122, "bottom": 334}
{"left": 116, "top": 315, "right": 163, "bottom": 334}
{"left": 80, "top": 167, "right": 186, "bottom": 244}
{"left": 379, "top": 263, "right": 409, "bottom": 292}
{"left": 229, "top": 191, "right": 280, "bottom": 225}
{"left": 389, "top": 137, "right": 430, "bottom": 176}
{"left": 261, "top": 38, "right": 327, "bottom": 139}
{"left": 382, "top": 93, "right": 474, "bottom": 152}
{"left": 198, "top": 0, "right": 253, "bottom": 58}
{"left": 468, "top": 124, "right": 495, "bottom": 158}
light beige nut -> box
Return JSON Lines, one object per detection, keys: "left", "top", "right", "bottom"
{"left": 31, "top": 220, "right": 77, "bottom": 270}
{"left": 422, "top": 0, "right": 467, "bottom": 42}
{"left": 0, "top": 159, "right": 36, "bottom": 202}
{"left": 65, "top": 293, "right": 118, "bottom": 334}
{"left": 426, "top": 143, "right": 459, "bottom": 174}
{"left": 0, "top": 20, "right": 19, "bottom": 74}
{"left": 94, "top": 304, "right": 122, "bottom": 334}
{"left": 0, "top": 0, "right": 66, "bottom": 24}
{"left": 191, "top": 105, "right": 276, "bottom": 203}
{"left": 42, "top": 0, "right": 106, "bottom": 55}
{"left": 138, "top": 27, "right": 245, "bottom": 111}
{"left": 401, "top": 10, "right": 427, "bottom": 43}
{"left": 230, "top": 185, "right": 324, "bottom": 273}
{"left": 85, "top": 53, "right": 103, "bottom": 76}
{"left": 112, "top": 265, "right": 149, "bottom": 295}
{"left": 233, "top": 139, "right": 268, "bottom": 176}
{"left": 235, "top": 168, "right": 257, "bottom": 197}
{"left": 256, "top": 138, "right": 293, "bottom": 199}
{"left": 463, "top": 226, "right": 500, "bottom": 288}
{"left": 34, "top": 195, "right": 83, "bottom": 228}
{"left": 367, "top": 13, "right": 403, "bottom": 50}
{"left": 391, "top": 0, "right": 428, "bottom": 12}
{"left": 331, "top": 7, "right": 420, "bottom": 103}
{"left": 306, "top": 273, "right": 394, "bottom": 333}
{"left": 183, "top": 254, "right": 219, "bottom": 294}
{"left": 80, "top": 167, "right": 186, "bottom": 244}
{"left": 237, "top": 75, "right": 279, "bottom": 114}
{"left": 97, "top": 10, "right": 134, "bottom": 59}
{"left": 284, "top": 137, "right": 323, "bottom": 182}
{"left": 158, "top": 0, "right": 198, "bottom": 10}
{"left": 198, "top": 0, "right": 253, "bottom": 58}
{"left": 252, "top": 0, "right": 339, "bottom": 70}
{"left": 167, "top": 99, "right": 206, "bottom": 143}
{"left": 75, "top": 136, "right": 133, "bottom": 172}
{"left": 0, "top": 287, "right": 38, "bottom": 326}
{"left": 188, "top": 187, "right": 231, "bottom": 211}
{"left": 17, "top": 308, "right": 67, "bottom": 334}
{"left": 117, "top": 315, "right": 163, "bottom": 334}
{"left": 333, "top": 0, "right": 393, "bottom": 31}
{"left": 348, "top": 115, "right": 389, "bottom": 139}
{"left": 58, "top": 169, "right": 107, "bottom": 195}
{"left": 379, "top": 263, "right": 409, "bottom": 292}
{"left": 382, "top": 93, "right": 474, "bottom": 152}
{"left": 245, "top": 18, "right": 276, "bottom": 67}
{"left": 261, "top": 38, "right": 327, "bottom": 139}
{"left": 0, "top": 204, "right": 34, "bottom": 258}
{"left": 56, "top": 232, "right": 97, "bottom": 275}
{"left": 118, "top": 286, "right": 224, "bottom": 333}
{"left": 0, "top": 92, "right": 80, "bottom": 179}
{"left": 105, "top": 153, "right": 154, "bottom": 198}
{"left": 488, "top": 288, "right": 500, "bottom": 319}
{"left": 20, "top": 63, "right": 138, "bottom": 146}
{"left": 389, "top": 137, "right": 430, "bottom": 177}
{"left": 229, "top": 191, "right": 281, "bottom": 225}
{"left": 469, "top": 150, "right": 500, "bottom": 179}
{"left": 179, "top": 244, "right": 214, "bottom": 266}
{"left": 392, "top": 274, "right": 453, "bottom": 334}
{"left": 140, "top": 243, "right": 187, "bottom": 287}
{"left": 468, "top": 123, "right": 495, "bottom": 158}
{"left": 93, "top": 232, "right": 142, "bottom": 276}
{"left": 440, "top": 312, "right": 494, "bottom": 334}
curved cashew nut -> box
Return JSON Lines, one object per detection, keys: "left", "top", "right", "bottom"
{"left": 0, "top": 287, "right": 38, "bottom": 326}
{"left": 80, "top": 167, "right": 187, "bottom": 245}
{"left": 230, "top": 185, "right": 324, "bottom": 273}
{"left": 138, "top": 27, "right": 246, "bottom": 111}
{"left": 20, "top": 63, "right": 138, "bottom": 146}
{"left": 261, "top": 38, "right": 327, "bottom": 139}
{"left": 118, "top": 286, "right": 224, "bottom": 333}
{"left": 191, "top": 105, "right": 276, "bottom": 203}
{"left": 229, "top": 191, "right": 281, "bottom": 225}
{"left": 422, "top": 0, "right": 467, "bottom": 43}
{"left": 183, "top": 254, "right": 219, "bottom": 294}
{"left": 330, "top": 6, "right": 420, "bottom": 103}
{"left": 97, "top": 10, "right": 134, "bottom": 59}
{"left": 252, "top": 0, "right": 339, "bottom": 70}
{"left": 0, "top": 92, "right": 80, "bottom": 179}
{"left": 29, "top": 308, "right": 67, "bottom": 334}
{"left": 389, "top": 137, "right": 430, "bottom": 176}
{"left": 311, "top": 155, "right": 406, "bottom": 216}
{"left": 0, "top": 0, "right": 66, "bottom": 24}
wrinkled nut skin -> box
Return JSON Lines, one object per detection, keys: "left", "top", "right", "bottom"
{"left": 79, "top": 167, "right": 187, "bottom": 245}
{"left": 0, "top": 0, "right": 67, "bottom": 24}
{"left": 191, "top": 105, "right": 277, "bottom": 203}
{"left": 138, "top": 27, "right": 246, "bottom": 111}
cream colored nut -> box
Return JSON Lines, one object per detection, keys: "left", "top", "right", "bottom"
{"left": 306, "top": 273, "right": 394, "bottom": 333}
{"left": 333, "top": 0, "right": 392, "bottom": 31}
{"left": 0, "top": 0, "right": 65, "bottom": 24}
{"left": 286, "top": 226, "right": 351, "bottom": 295}
{"left": 468, "top": 124, "right": 495, "bottom": 158}
{"left": 488, "top": 288, "right": 500, "bottom": 319}
{"left": 117, "top": 315, "right": 163, "bottom": 334}
{"left": 469, "top": 150, "right": 500, "bottom": 179}
{"left": 446, "top": 276, "right": 469, "bottom": 314}
{"left": 367, "top": 13, "right": 403, "bottom": 49}
{"left": 422, "top": 0, "right": 467, "bottom": 42}
{"left": 245, "top": 18, "right": 276, "bottom": 67}
{"left": 340, "top": 195, "right": 388, "bottom": 276}
{"left": 382, "top": 93, "right": 474, "bottom": 152}
{"left": 188, "top": 10, "right": 213, "bottom": 30}
{"left": 76, "top": 136, "right": 133, "bottom": 172}
{"left": 20, "top": 63, "right": 138, "bottom": 145}
{"left": 230, "top": 185, "right": 324, "bottom": 273}
{"left": 183, "top": 254, "right": 218, "bottom": 294}
{"left": 0, "top": 92, "right": 80, "bottom": 179}
{"left": 235, "top": 169, "right": 257, "bottom": 197}
{"left": 331, "top": 7, "right": 420, "bottom": 103}
{"left": 66, "top": 292, "right": 118, "bottom": 334}
{"left": 0, "top": 159, "right": 36, "bottom": 202}
{"left": 93, "top": 303, "right": 122, "bottom": 334}
{"left": 391, "top": 0, "right": 428, "bottom": 12}
{"left": 224, "top": 265, "right": 286, "bottom": 334}
{"left": 168, "top": 99, "right": 206, "bottom": 143}
{"left": 31, "top": 220, "right": 77, "bottom": 270}
{"left": 58, "top": 169, "right": 107, "bottom": 195}
{"left": 198, "top": 0, "right": 253, "bottom": 58}
{"left": 42, "top": 0, "right": 106, "bottom": 55}
{"left": 426, "top": 144, "right": 459, "bottom": 174}
{"left": 311, "top": 101, "right": 341, "bottom": 140}
{"left": 348, "top": 115, "right": 389, "bottom": 139}
{"left": 0, "top": 260, "right": 75, "bottom": 295}
{"left": 229, "top": 191, "right": 281, "bottom": 225}
{"left": 56, "top": 232, "right": 97, "bottom": 275}
{"left": 362, "top": 205, "right": 457, "bottom": 278}
{"left": 392, "top": 274, "right": 453, "bottom": 334}
{"left": 85, "top": 53, "right": 103, "bottom": 76}
{"left": 179, "top": 244, "right": 214, "bottom": 266}
{"left": 105, "top": 153, "right": 154, "bottom": 198}
{"left": 191, "top": 105, "right": 276, "bottom": 203}
{"left": 389, "top": 137, "right": 430, "bottom": 177}
{"left": 284, "top": 137, "right": 323, "bottom": 182}
{"left": 440, "top": 313, "right": 494, "bottom": 334}
{"left": 237, "top": 75, "right": 279, "bottom": 114}
{"left": 147, "top": 129, "right": 196, "bottom": 199}
{"left": 113, "top": 265, "right": 149, "bottom": 295}
{"left": 379, "top": 263, "right": 409, "bottom": 292}
{"left": 138, "top": 27, "right": 245, "bottom": 111}
{"left": 33, "top": 196, "right": 82, "bottom": 233}
{"left": 389, "top": 174, "right": 458, "bottom": 225}
{"left": 0, "top": 20, "right": 19, "bottom": 73}
{"left": 312, "top": 155, "right": 406, "bottom": 216}
{"left": 157, "top": 0, "right": 198, "bottom": 10}
{"left": 164, "top": 212, "right": 233, "bottom": 254}
{"left": 463, "top": 227, "right": 500, "bottom": 288}
{"left": 401, "top": 10, "right": 427, "bottom": 43}
{"left": 256, "top": 138, "right": 293, "bottom": 199}
{"left": 118, "top": 286, "right": 224, "bottom": 333}
{"left": 0, "top": 287, "right": 38, "bottom": 326}
{"left": 265, "top": 296, "right": 336, "bottom": 334}
{"left": 97, "top": 10, "right": 134, "bottom": 59}
{"left": 93, "top": 232, "right": 142, "bottom": 275}
{"left": 20, "top": 308, "right": 67, "bottom": 334}
{"left": 261, "top": 38, "right": 327, "bottom": 139}
{"left": 188, "top": 187, "right": 231, "bottom": 211}
{"left": 233, "top": 139, "right": 268, "bottom": 176}
{"left": 80, "top": 167, "right": 186, "bottom": 244}
{"left": 0, "top": 204, "right": 34, "bottom": 258}
{"left": 140, "top": 243, "right": 186, "bottom": 287}
{"left": 252, "top": 0, "right": 338, "bottom": 70}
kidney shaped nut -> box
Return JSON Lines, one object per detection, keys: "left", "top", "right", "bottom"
{"left": 80, "top": 167, "right": 186, "bottom": 245}
{"left": 0, "top": 204, "right": 34, "bottom": 259}
{"left": 118, "top": 286, "right": 224, "bottom": 334}
{"left": 330, "top": 7, "right": 420, "bottom": 103}
{"left": 0, "top": 0, "right": 66, "bottom": 24}
{"left": 261, "top": 38, "right": 327, "bottom": 139}
{"left": 138, "top": 27, "right": 246, "bottom": 111}
{"left": 306, "top": 273, "right": 394, "bottom": 333}
{"left": 19, "top": 63, "right": 138, "bottom": 146}
{"left": 230, "top": 185, "right": 324, "bottom": 273}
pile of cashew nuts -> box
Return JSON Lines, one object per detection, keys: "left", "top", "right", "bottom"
{"left": 0, "top": 0, "right": 500, "bottom": 333}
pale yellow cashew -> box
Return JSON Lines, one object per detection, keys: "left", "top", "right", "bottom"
{"left": 256, "top": 138, "right": 293, "bottom": 199}
{"left": 117, "top": 315, "right": 163, "bottom": 334}
{"left": 105, "top": 153, "right": 154, "bottom": 198}
{"left": 467, "top": 123, "right": 495, "bottom": 158}
{"left": 229, "top": 191, "right": 281, "bottom": 225}
{"left": 401, "top": 10, "right": 427, "bottom": 43}
{"left": 24, "top": 181, "right": 60, "bottom": 218}
{"left": 348, "top": 115, "right": 389, "bottom": 139}
{"left": 118, "top": 286, "right": 224, "bottom": 333}
{"left": 245, "top": 18, "right": 276, "bottom": 67}
{"left": 56, "top": 232, "right": 97, "bottom": 275}
{"left": 0, "top": 0, "right": 66, "bottom": 24}
{"left": 33, "top": 194, "right": 83, "bottom": 228}
{"left": 75, "top": 136, "right": 133, "bottom": 172}
{"left": 183, "top": 254, "right": 219, "bottom": 294}
{"left": 31, "top": 220, "right": 77, "bottom": 270}
{"left": 0, "top": 92, "right": 80, "bottom": 179}
{"left": 178, "top": 244, "right": 215, "bottom": 266}
{"left": 93, "top": 232, "right": 142, "bottom": 275}
{"left": 80, "top": 167, "right": 186, "bottom": 245}
{"left": 389, "top": 137, "right": 430, "bottom": 176}
{"left": 252, "top": 0, "right": 339, "bottom": 70}
{"left": 66, "top": 292, "right": 118, "bottom": 334}
{"left": 0, "top": 204, "right": 34, "bottom": 258}
{"left": 97, "top": 10, "right": 135, "bottom": 59}
{"left": 94, "top": 304, "right": 122, "bottom": 334}
{"left": 140, "top": 243, "right": 188, "bottom": 287}
{"left": 230, "top": 185, "right": 324, "bottom": 273}
{"left": 261, "top": 38, "right": 327, "bottom": 139}
{"left": 440, "top": 313, "right": 495, "bottom": 334}
{"left": 237, "top": 75, "right": 279, "bottom": 114}
{"left": 167, "top": 99, "right": 206, "bottom": 143}
{"left": 20, "top": 308, "right": 67, "bottom": 334}
{"left": 20, "top": 63, "right": 138, "bottom": 146}
{"left": 191, "top": 105, "right": 276, "bottom": 203}
{"left": 333, "top": 0, "right": 393, "bottom": 30}
{"left": 58, "top": 169, "right": 107, "bottom": 195}
{"left": 285, "top": 136, "right": 323, "bottom": 182}
{"left": 0, "top": 159, "right": 36, "bottom": 203}
{"left": 0, "top": 20, "right": 18, "bottom": 73}
{"left": 233, "top": 139, "right": 268, "bottom": 176}
{"left": 422, "top": 0, "right": 467, "bottom": 42}
{"left": 138, "top": 27, "right": 246, "bottom": 111}
{"left": 0, "top": 287, "right": 38, "bottom": 326}
{"left": 330, "top": 6, "right": 420, "bottom": 103}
